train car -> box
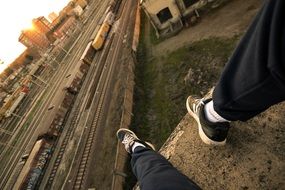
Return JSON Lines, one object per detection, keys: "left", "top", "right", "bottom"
{"left": 64, "top": 71, "right": 84, "bottom": 95}
{"left": 104, "top": 12, "right": 115, "bottom": 25}
{"left": 104, "top": 5, "right": 112, "bottom": 15}
{"left": 5, "top": 89, "right": 28, "bottom": 118}
{"left": 80, "top": 41, "right": 96, "bottom": 65}
{"left": 13, "top": 139, "right": 52, "bottom": 190}
{"left": 92, "top": 22, "right": 111, "bottom": 50}
{"left": 79, "top": 61, "right": 90, "bottom": 74}
{"left": 110, "top": 0, "right": 123, "bottom": 14}
{"left": 48, "top": 114, "right": 65, "bottom": 137}
{"left": 90, "top": 24, "right": 101, "bottom": 41}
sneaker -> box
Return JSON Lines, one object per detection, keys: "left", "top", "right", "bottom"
{"left": 186, "top": 96, "right": 230, "bottom": 145}
{"left": 116, "top": 128, "right": 155, "bottom": 153}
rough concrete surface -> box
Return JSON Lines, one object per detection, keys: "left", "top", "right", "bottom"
{"left": 134, "top": 0, "right": 285, "bottom": 189}
{"left": 160, "top": 102, "right": 285, "bottom": 190}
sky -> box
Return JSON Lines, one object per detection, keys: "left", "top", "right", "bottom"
{"left": 0, "top": 0, "right": 71, "bottom": 74}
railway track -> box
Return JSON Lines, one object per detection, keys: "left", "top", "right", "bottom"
{"left": 0, "top": 42, "right": 61, "bottom": 134}
{"left": 0, "top": 47, "right": 74, "bottom": 159}
{"left": 0, "top": 1, "right": 108, "bottom": 189}
{"left": 1, "top": 85, "right": 40, "bottom": 132}
{"left": 1, "top": 0, "right": 128, "bottom": 188}
{"left": 0, "top": 46, "right": 82, "bottom": 189}
{"left": 41, "top": 1, "right": 112, "bottom": 189}
{"left": 69, "top": 0, "right": 134, "bottom": 189}
{"left": 44, "top": 52, "right": 101, "bottom": 188}
{"left": 45, "top": 107, "right": 80, "bottom": 188}
{"left": 72, "top": 34, "right": 115, "bottom": 189}
{"left": 45, "top": 33, "right": 114, "bottom": 190}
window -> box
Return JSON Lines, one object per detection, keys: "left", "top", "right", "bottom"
{"left": 183, "top": 0, "right": 199, "bottom": 8}
{"left": 156, "top": 7, "right": 173, "bottom": 24}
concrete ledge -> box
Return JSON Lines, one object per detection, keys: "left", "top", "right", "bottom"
{"left": 160, "top": 102, "right": 285, "bottom": 189}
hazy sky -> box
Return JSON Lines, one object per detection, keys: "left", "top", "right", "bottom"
{"left": 0, "top": 0, "right": 71, "bottom": 73}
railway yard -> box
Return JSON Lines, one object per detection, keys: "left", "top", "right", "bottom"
{"left": 0, "top": 0, "right": 138, "bottom": 189}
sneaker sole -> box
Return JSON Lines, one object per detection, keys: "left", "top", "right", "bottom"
{"left": 144, "top": 141, "right": 156, "bottom": 151}
{"left": 186, "top": 97, "right": 226, "bottom": 146}
{"left": 116, "top": 128, "right": 156, "bottom": 151}
{"left": 116, "top": 128, "right": 139, "bottom": 140}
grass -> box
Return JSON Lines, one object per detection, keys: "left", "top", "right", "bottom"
{"left": 149, "top": 21, "right": 165, "bottom": 45}
{"left": 125, "top": 8, "right": 242, "bottom": 189}
{"left": 132, "top": 36, "right": 240, "bottom": 148}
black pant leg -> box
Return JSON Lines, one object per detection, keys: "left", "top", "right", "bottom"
{"left": 213, "top": 0, "right": 285, "bottom": 121}
{"left": 131, "top": 147, "right": 200, "bottom": 190}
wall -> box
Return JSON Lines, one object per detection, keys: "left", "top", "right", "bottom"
{"left": 142, "top": 0, "right": 181, "bottom": 30}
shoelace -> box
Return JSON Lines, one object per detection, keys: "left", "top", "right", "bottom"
{"left": 192, "top": 98, "right": 205, "bottom": 113}
{"left": 122, "top": 134, "right": 135, "bottom": 150}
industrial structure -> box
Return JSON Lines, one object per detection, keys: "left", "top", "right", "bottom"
{"left": 140, "top": 0, "right": 209, "bottom": 38}
{"left": 13, "top": 138, "right": 53, "bottom": 190}
{"left": 0, "top": 0, "right": 134, "bottom": 189}
{"left": 33, "top": 16, "right": 57, "bottom": 43}
{"left": 2, "top": 0, "right": 91, "bottom": 123}
{"left": 32, "top": 17, "right": 53, "bottom": 35}
{"left": 18, "top": 0, "right": 89, "bottom": 52}
{"left": 48, "top": 12, "right": 58, "bottom": 22}
{"left": 0, "top": 85, "right": 30, "bottom": 121}
{"left": 19, "top": 29, "right": 51, "bottom": 51}
{"left": 53, "top": 16, "right": 77, "bottom": 38}
{"left": 76, "top": 0, "right": 88, "bottom": 9}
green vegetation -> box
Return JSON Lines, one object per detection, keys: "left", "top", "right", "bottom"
{"left": 149, "top": 21, "right": 164, "bottom": 45}
{"left": 127, "top": 27, "right": 240, "bottom": 190}
{"left": 124, "top": 10, "right": 242, "bottom": 189}
{"left": 132, "top": 34, "right": 240, "bottom": 148}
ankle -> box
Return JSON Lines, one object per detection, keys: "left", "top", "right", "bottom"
{"left": 204, "top": 101, "right": 230, "bottom": 123}
{"left": 131, "top": 142, "right": 146, "bottom": 153}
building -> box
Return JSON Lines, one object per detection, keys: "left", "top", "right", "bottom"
{"left": 76, "top": 0, "right": 88, "bottom": 9}
{"left": 141, "top": 0, "right": 209, "bottom": 38}
{"left": 32, "top": 16, "right": 56, "bottom": 43}
{"left": 61, "top": 1, "right": 76, "bottom": 16}
{"left": 32, "top": 17, "right": 52, "bottom": 34}
{"left": 50, "top": 15, "right": 62, "bottom": 29}
{"left": 176, "top": 0, "right": 208, "bottom": 21}
{"left": 19, "top": 29, "right": 51, "bottom": 51}
{"left": 48, "top": 12, "right": 58, "bottom": 22}
{"left": 53, "top": 16, "right": 77, "bottom": 38}
{"left": 73, "top": 5, "right": 84, "bottom": 17}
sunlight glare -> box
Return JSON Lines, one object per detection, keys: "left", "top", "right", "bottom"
{"left": 23, "top": 21, "right": 35, "bottom": 31}
{"left": 0, "top": 0, "right": 71, "bottom": 75}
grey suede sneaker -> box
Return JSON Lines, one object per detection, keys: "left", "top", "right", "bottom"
{"left": 116, "top": 128, "right": 155, "bottom": 153}
{"left": 186, "top": 96, "right": 230, "bottom": 145}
